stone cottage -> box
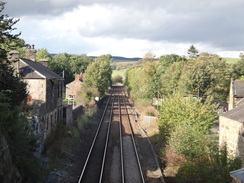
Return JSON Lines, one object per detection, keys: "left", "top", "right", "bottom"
{"left": 66, "top": 74, "right": 83, "bottom": 99}
{"left": 229, "top": 80, "right": 244, "bottom": 110}
{"left": 219, "top": 79, "right": 244, "bottom": 164}
{"left": 219, "top": 105, "right": 244, "bottom": 162}
{"left": 12, "top": 46, "right": 64, "bottom": 152}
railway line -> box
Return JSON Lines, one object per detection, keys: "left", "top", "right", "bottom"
{"left": 77, "top": 85, "right": 162, "bottom": 183}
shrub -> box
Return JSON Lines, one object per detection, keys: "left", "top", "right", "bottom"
{"left": 112, "top": 75, "right": 123, "bottom": 83}
{"left": 145, "top": 110, "right": 155, "bottom": 116}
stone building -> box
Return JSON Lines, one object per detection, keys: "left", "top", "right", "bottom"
{"left": 219, "top": 106, "right": 244, "bottom": 162}
{"left": 229, "top": 80, "right": 244, "bottom": 110}
{"left": 66, "top": 74, "right": 83, "bottom": 99}
{"left": 219, "top": 79, "right": 244, "bottom": 164}
{"left": 12, "top": 46, "right": 64, "bottom": 152}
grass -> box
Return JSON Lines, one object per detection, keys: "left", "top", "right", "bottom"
{"left": 112, "top": 69, "right": 127, "bottom": 78}
{"left": 223, "top": 57, "right": 240, "bottom": 64}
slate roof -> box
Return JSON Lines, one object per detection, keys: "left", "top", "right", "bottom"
{"left": 234, "top": 80, "right": 244, "bottom": 98}
{"left": 221, "top": 104, "right": 244, "bottom": 123}
{"left": 19, "top": 58, "right": 64, "bottom": 80}
{"left": 230, "top": 168, "right": 244, "bottom": 182}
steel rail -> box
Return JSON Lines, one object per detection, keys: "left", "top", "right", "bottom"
{"left": 118, "top": 90, "right": 125, "bottom": 183}
{"left": 78, "top": 90, "right": 113, "bottom": 183}
{"left": 98, "top": 92, "right": 115, "bottom": 182}
{"left": 122, "top": 89, "right": 146, "bottom": 183}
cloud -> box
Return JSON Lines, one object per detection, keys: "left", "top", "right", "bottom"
{"left": 4, "top": 0, "right": 244, "bottom": 57}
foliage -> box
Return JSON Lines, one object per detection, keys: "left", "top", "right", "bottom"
{"left": 0, "top": 3, "right": 43, "bottom": 181}
{"left": 49, "top": 53, "right": 74, "bottom": 84}
{"left": 159, "top": 54, "right": 187, "bottom": 69}
{"left": 49, "top": 53, "right": 94, "bottom": 84}
{"left": 232, "top": 59, "right": 244, "bottom": 79}
{"left": 112, "top": 75, "right": 123, "bottom": 83}
{"left": 187, "top": 44, "right": 199, "bottom": 58}
{"left": 142, "top": 51, "right": 156, "bottom": 63}
{"left": 0, "top": 2, "right": 20, "bottom": 63}
{"left": 169, "top": 123, "right": 209, "bottom": 160}
{"left": 160, "top": 61, "right": 186, "bottom": 95}
{"left": 145, "top": 110, "right": 155, "bottom": 116}
{"left": 36, "top": 48, "right": 52, "bottom": 61}
{"left": 179, "top": 54, "right": 230, "bottom": 102}
{"left": 70, "top": 54, "right": 93, "bottom": 74}
{"left": 176, "top": 145, "right": 241, "bottom": 183}
{"left": 83, "top": 54, "right": 112, "bottom": 99}
{"left": 158, "top": 94, "right": 218, "bottom": 142}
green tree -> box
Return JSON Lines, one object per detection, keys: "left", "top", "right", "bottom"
{"left": 160, "top": 61, "right": 186, "bottom": 95}
{"left": 49, "top": 53, "right": 73, "bottom": 84}
{"left": 36, "top": 48, "right": 52, "bottom": 61}
{"left": 239, "top": 52, "right": 244, "bottom": 60}
{"left": 179, "top": 54, "right": 230, "bottom": 101}
{"left": 232, "top": 59, "right": 244, "bottom": 79}
{"left": 158, "top": 94, "right": 217, "bottom": 142}
{"left": 0, "top": 2, "right": 42, "bottom": 181}
{"left": 159, "top": 54, "right": 187, "bottom": 69}
{"left": 70, "top": 54, "right": 93, "bottom": 74}
{"left": 142, "top": 51, "right": 156, "bottom": 63}
{"left": 187, "top": 44, "right": 199, "bottom": 58}
{"left": 83, "top": 54, "right": 112, "bottom": 99}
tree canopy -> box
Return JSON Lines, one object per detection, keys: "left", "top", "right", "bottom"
{"left": 0, "top": 2, "right": 42, "bottom": 181}
{"left": 83, "top": 54, "right": 112, "bottom": 100}
{"left": 187, "top": 44, "right": 199, "bottom": 58}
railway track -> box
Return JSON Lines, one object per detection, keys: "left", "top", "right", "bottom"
{"left": 77, "top": 85, "right": 145, "bottom": 183}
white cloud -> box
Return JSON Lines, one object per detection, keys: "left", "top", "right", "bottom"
{"left": 5, "top": 0, "right": 244, "bottom": 57}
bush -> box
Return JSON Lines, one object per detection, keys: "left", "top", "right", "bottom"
{"left": 176, "top": 145, "right": 242, "bottom": 183}
{"left": 145, "top": 110, "right": 155, "bottom": 116}
{"left": 112, "top": 75, "right": 123, "bottom": 83}
{"left": 169, "top": 123, "right": 209, "bottom": 161}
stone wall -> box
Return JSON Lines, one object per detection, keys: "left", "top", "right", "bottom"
{"left": 219, "top": 116, "right": 244, "bottom": 162}
{"left": 25, "top": 79, "right": 46, "bottom": 102}
{"left": 63, "top": 105, "right": 73, "bottom": 126}
{"left": 73, "top": 106, "right": 84, "bottom": 122}
{"left": 46, "top": 80, "right": 63, "bottom": 112}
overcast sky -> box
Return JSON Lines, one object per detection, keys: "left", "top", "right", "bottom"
{"left": 4, "top": 0, "right": 244, "bottom": 58}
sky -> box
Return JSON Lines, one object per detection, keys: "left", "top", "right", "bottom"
{"left": 4, "top": 0, "right": 244, "bottom": 58}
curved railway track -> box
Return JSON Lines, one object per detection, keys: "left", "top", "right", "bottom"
{"left": 78, "top": 86, "right": 145, "bottom": 183}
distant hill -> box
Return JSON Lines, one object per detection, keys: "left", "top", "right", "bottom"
{"left": 90, "top": 56, "right": 142, "bottom": 62}
{"left": 111, "top": 56, "right": 142, "bottom": 62}
{"left": 50, "top": 54, "right": 142, "bottom": 62}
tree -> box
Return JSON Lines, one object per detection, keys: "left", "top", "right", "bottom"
{"left": 83, "top": 54, "right": 112, "bottom": 99}
{"left": 187, "top": 44, "right": 199, "bottom": 58}
{"left": 70, "top": 54, "right": 93, "bottom": 74}
{"left": 0, "top": 2, "right": 42, "bottom": 181}
{"left": 142, "top": 51, "right": 156, "bottom": 63}
{"left": 239, "top": 52, "right": 244, "bottom": 60}
{"left": 160, "top": 61, "right": 186, "bottom": 95}
{"left": 36, "top": 48, "right": 52, "bottom": 61}
{"left": 0, "top": 2, "right": 20, "bottom": 63}
{"left": 232, "top": 59, "right": 244, "bottom": 79}
{"left": 158, "top": 94, "right": 217, "bottom": 142}
{"left": 179, "top": 54, "right": 230, "bottom": 101}
{"left": 159, "top": 54, "right": 187, "bottom": 69}
{"left": 49, "top": 53, "right": 73, "bottom": 84}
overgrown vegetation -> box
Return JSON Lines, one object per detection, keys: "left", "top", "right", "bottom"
{"left": 0, "top": 2, "right": 43, "bottom": 182}
{"left": 125, "top": 48, "right": 244, "bottom": 182}
{"left": 157, "top": 94, "right": 242, "bottom": 182}
{"left": 78, "top": 54, "right": 112, "bottom": 105}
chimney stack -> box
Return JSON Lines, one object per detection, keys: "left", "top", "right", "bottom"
{"left": 75, "top": 74, "right": 82, "bottom": 81}
{"left": 26, "top": 44, "right": 36, "bottom": 61}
